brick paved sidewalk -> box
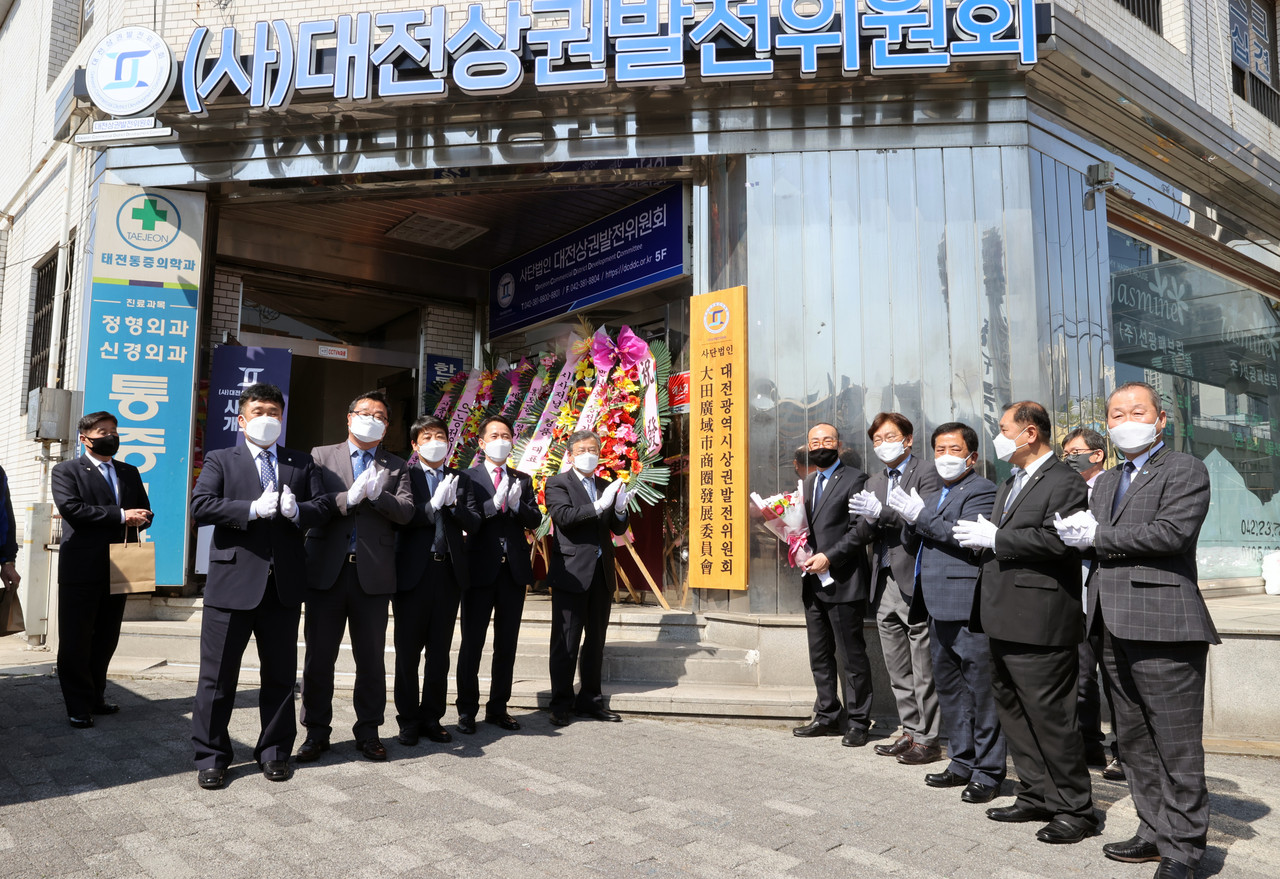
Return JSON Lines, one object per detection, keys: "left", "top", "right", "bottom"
{"left": 0, "top": 670, "right": 1276, "bottom": 878}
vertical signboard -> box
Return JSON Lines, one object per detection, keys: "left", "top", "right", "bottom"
{"left": 688, "top": 287, "right": 747, "bottom": 590}
{"left": 85, "top": 183, "right": 204, "bottom": 587}
{"left": 206, "top": 346, "right": 293, "bottom": 452}
{"left": 425, "top": 354, "right": 464, "bottom": 387}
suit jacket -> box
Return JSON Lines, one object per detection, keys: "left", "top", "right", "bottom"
{"left": 1085, "top": 447, "right": 1219, "bottom": 644}
{"left": 859, "top": 454, "right": 942, "bottom": 601}
{"left": 464, "top": 463, "right": 542, "bottom": 586}
{"left": 0, "top": 466, "right": 17, "bottom": 564}
{"left": 306, "top": 442, "right": 414, "bottom": 594}
{"left": 395, "top": 464, "right": 482, "bottom": 591}
{"left": 51, "top": 454, "right": 152, "bottom": 586}
{"left": 804, "top": 462, "right": 872, "bottom": 604}
{"left": 904, "top": 469, "right": 997, "bottom": 623}
{"left": 190, "top": 444, "right": 330, "bottom": 610}
{"left": 972, "top": 455, "right": 1088, "bottom": 647}
{"left": 544, "top": 470, "right": 628, "bottom": 594}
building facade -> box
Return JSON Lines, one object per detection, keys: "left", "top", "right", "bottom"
{"left": 3, "top": 0, "right": 1280, "bottom": 631}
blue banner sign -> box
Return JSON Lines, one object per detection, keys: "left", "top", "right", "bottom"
{"left": 489, "top": 186, "right": 687, "bottom": 337}
{"left": 207, "top": 346, "right": 293, "bottom": 453}
{"left": 425, "top": 354, "right": 464, "bottom": 386}
{"left": 85, "top": 187, "right": 205, "bottom": 587}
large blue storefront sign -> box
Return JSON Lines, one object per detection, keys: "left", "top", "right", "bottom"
{"left": 489, "top": 185, "right": 687, "bottom": 337}
{"left": 84, "top": 184, "right": 205, "bottom": 587}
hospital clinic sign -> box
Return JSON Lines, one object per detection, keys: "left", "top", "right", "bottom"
{"left": 689, "top": 287, "right": 747, "bottom": 591}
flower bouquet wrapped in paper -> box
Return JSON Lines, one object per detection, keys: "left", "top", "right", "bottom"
{"left": 751, "top": 481, "right": 813, "bottom": 568}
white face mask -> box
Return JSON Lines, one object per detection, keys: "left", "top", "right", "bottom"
{"left": 934, "top": 454, "right": 971, "bottom": 482}
{"left": 1108, "top": 419, "right": 1162, "bottom": 455}
{"left": 418, "top": 439, "right": 448, "bottom": 464}
{"left": 874, "top": 441, "right": 907, "bottom": 464}
{"left": 573, "top": 452, "right": 600, "bottom": 474}
{"left": 243, "top": 415, "right": 281, "bottom": 448}
{"left": 350, "top": 414, "right": 387, "bottom": 444}
{"left": 993, "top": 426, "right": 1029, "bottom": 462}
{"left": 485, "top": 439, "right": 512, "bottom": 463}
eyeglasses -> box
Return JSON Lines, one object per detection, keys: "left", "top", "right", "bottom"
{"left": 808, "top": 437, "right": 838, "bottom": 448}
{"left": 871, "top": 433, "right": 904, "bottom": 446}
{"left": 353, "top": 410, "right": 389, "bottom": 424}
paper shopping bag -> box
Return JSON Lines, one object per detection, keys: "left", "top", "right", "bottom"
{"left": 0, "top": 587, "right": 23, "bottom": 635}
{"left": 109, "top": 537, "right": 156, "bottom": 595}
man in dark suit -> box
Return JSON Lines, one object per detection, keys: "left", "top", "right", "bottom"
{"left": 793, "top": 422, "right": 874, "bottom": 747}
{"left": 544, "top": 429, "right": 630, "bottom": 726}
{"left": 956, "top": 400, "right": 1095, "bottom": 844}
{"left": 300, "top": 390, "right": 414, "bottom": 763}
{"left": 457, "top": 415, "right": 542, "bottom": 733}
{"left": 848, "top": 412, "right": 942, "bottom": 764}
{"left": 1055, "top": 382, "right": 1217, "bottom": 879}
{"left": 189, "top": 384, "right": 329, "bottom": 789}
{"left": 900, "top": 422, "right": 1005, "bottom": 804}
{"left": 51, "top": 411, "right": 153, "bottom": 728}
{"left": 394, "top": 415, "right": 480, "bottom": 746}
{"left": 0, "top": 463, "right": 21, "bottom": 617}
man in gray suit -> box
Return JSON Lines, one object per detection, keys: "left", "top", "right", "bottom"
{"left": 901, "top": 422, "right": 1005, "bottom": 804}
{"left": 848, "top": 412, "right": 942, "bottom": 765}
{"left": 1056, "top": 382, "right": 1217, "bottom": 879}
{"left": 298, "top": 391, "right": 414, "bottom": 763}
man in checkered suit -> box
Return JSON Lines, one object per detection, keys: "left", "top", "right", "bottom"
{"left": 1055, "top": 381, "right": 1219, "bottom": 879}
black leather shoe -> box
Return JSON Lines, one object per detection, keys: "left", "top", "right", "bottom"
{"left": 925, "top": 769, "right": 971, "bottom": 788}
{"left": 67, "top": 715, "right": 94, "bottom": 729}
{"left": 397, "top": 727, "right": 420, "bottom": 746}
{"left": 873, "top": 735, "right": 913, "bottom": 757}
{"left": 485, "top": 714, "right": 521, "bottom": 731}
{"left": 549, "top": 712, "right": 572, "bottom": 727}
{"left": 92, "top": 703, "right": 121, "bottom": 715}
{"left": 197, "top": 768, "right": 226, "bottom": 790}
{"left": 1153, "top": 858, "right": 1193, "bottom": 879}
{"left": 422, "top": 723, "right": 453, "bottom": 743}
{"left": 1036, "top": 816, "right": 1093, "bottom": 844}
{"left": 1103, "top": 835, "right": 1162, "bottom": 863}
{"left": 1103, "top": 758, "right": 1127, "bottom": 781}
{"left": 357, "top": 738, "right": 388, "bottom": 761}
{"left": 841, "top": 728, "right": 869, "bottom": 747}
{"left": 261, "top": 760, "right": 292, "bottom": 782}
{"left": 575, "top": 707, "right": 622, "bottom": 722}
{"left": 987, "top": 802, "right": 1055, "bottom": 823}
{"left": 456, "top": 715, "right": 477, "bottom": 734}
{"left": 896, "top": 743, "right": 942, "bottom": 764}
{"left": 961, "top": 781, "right": 998, "bottom": 803}
{"left": 792, "top": 720, "right": 841, "bottom": 738}
{"left": 295, "top": 737, "right": 330, "bottom": 763}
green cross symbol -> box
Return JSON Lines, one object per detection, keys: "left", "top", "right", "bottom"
{"left": 131, "top": 198, "right": 168, "bottom": 231}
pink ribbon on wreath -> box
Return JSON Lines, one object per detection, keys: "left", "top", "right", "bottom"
{"left": 786, "top": 531, "right": 810, "bottom": 567}
{"left": 590, "top": 326, "right": 649, "bottom": 374}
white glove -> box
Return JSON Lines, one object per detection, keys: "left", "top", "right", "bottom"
{"left": 252, "top": 488, "right": 280, "bottom": 520}
{"left": 430, "top": 474, "right": 453, "bottom": 511}
{"left": 614, "top": 483, "right": 629, "bottom": 516}
{"left": 347, "top": 467, "right": 371, "bottom": 506}
{"left": 1053, "top": 511, "right": 1098, "bottom": 548}
{"left": 848, "top": 490, "right": 882, "bottom": 519}
{"left": 506, "top": 478, "right": 523, "bottom": 512}
{"left": 595, "top": 479, "right": 622, "bottom": 513}
{"left": 365, "top": 466, "right": 386, "bottom": 501}
{"left": 491, "top": 472, "right": 509, "bottom": 514}
{"left": 953, "top": 514, "right": 998, "bottom": 550}
{"left": 445, "top": 473, "right": 459, "bottom": 506}
{"left": 887, "top": 486, "right": 925, "bottom": 524}
{"left": 279, "top": 485, "right": 298, "bottom": 521}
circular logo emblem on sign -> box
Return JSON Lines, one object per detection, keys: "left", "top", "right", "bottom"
{"left": 116, "top": 194, "right": 182, "bottom": 251}
{"left": 496, "top": 273, "right": 516, "bottom": 308}
{"left": 84, "top": 27, "right": 177, "bottom": 118}
{"left": 703, "top": 301, "right": 730, "bottom": 335}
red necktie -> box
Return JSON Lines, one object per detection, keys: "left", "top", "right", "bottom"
{"left": 494, "top": 466, "right": 506, "bottom": 511}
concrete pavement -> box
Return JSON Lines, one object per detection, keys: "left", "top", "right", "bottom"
{"left": 1, "top": 640, "right": 1278, "bottom": 878}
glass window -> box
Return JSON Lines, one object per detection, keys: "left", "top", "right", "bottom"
{"left": 1109, "top": 226, "right": 1280, "bottom": 579}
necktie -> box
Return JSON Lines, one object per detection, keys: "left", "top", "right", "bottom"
{"left": 349, "top": 450, "right": 371, "bottom": 552}
{"left": 915, "top": 486, "right": 951, "bottom": 582}
{"left": 1002, "top": 468, "right": 1025, "bottom": 521}
{"left": 877, "top": 470, "right": 901, "bottom": 569}
{"left": 493, "top": 466, "right": 506, "bottom": 511}
{"left": 99, "top": 462, "right": 120, "bottom": 504}
{"left": 584, "top": 476, "right": 597, "bottom": 502}
{"left": 258, "top": 450, "right": 276, "bottom": 491}
{"left": 427, "top": 469, "right": 447, "bottom": 553}
{"left": 887, "top": 468, "right": 900, "bottom": 491}
{"left": 813, "top": 473, "right": 826, "bottom": 508}
{"left": 1112, "top": 461, "right": 1136, "bottom": 518}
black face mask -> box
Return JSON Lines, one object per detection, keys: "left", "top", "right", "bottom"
{"left": 1064, "top": 452, "right": 1096, "bottom": 474}
{"left": 808, "top": 447, "right": 839, "bottom": 469}
{"left": 86, "top": 434, "right": 120, "bottom": 458}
